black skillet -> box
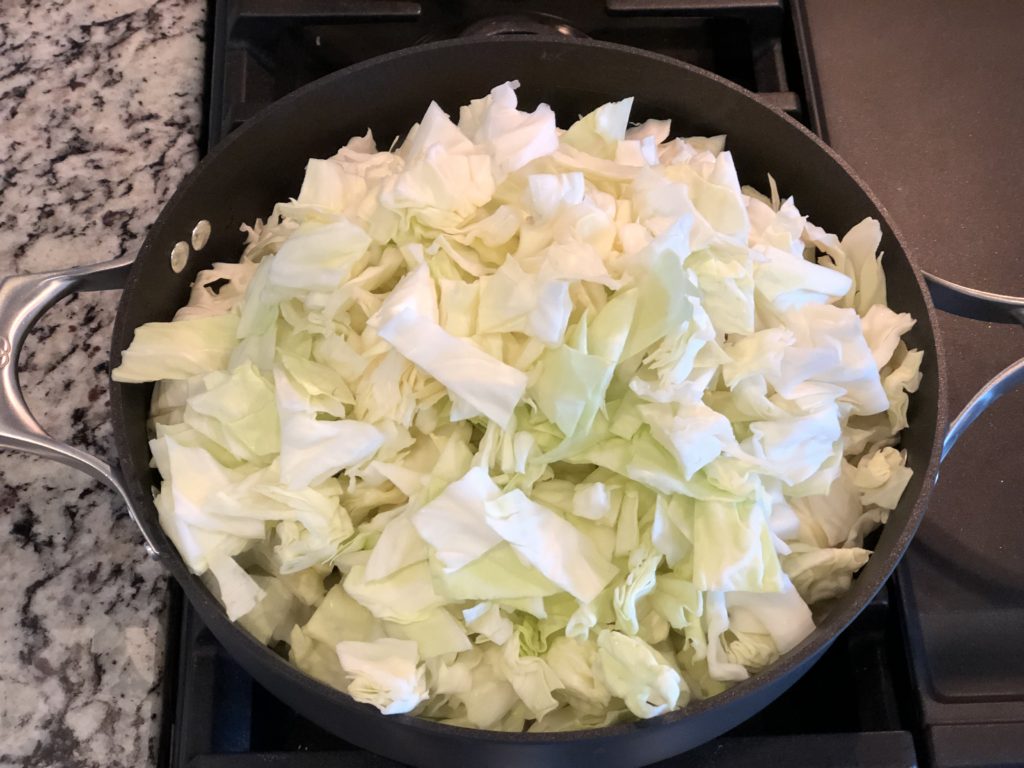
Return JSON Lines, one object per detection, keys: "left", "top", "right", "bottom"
{"left": 3, "top": 38, "right": 1023, "bottom": 768}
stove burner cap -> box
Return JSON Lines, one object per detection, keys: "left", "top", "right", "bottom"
{"left": 460, "top": 14, "right": 588, "bottom": 40}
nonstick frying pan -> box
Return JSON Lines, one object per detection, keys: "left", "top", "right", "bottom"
{"left": 3, "top": 38, "right": 1023, "bottom": 768}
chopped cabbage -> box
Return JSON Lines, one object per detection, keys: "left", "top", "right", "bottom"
{"left": 113, "top": 83, "right": 921, "bottom": 731}
{"left": 336, "top": 638, "right": 428, "bottom": 714}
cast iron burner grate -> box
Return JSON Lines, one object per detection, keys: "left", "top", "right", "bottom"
{"left": 161, "top": 2, "right": 917, "bottom": 766}
{"left": 205, "top": 0, "right": 814, "bottom": 146}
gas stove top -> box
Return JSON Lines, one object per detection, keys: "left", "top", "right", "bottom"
{"left": 160, "top": 2, "right": 1024, "bottom": 766}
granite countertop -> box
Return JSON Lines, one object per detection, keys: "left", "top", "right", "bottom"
{"left": 0, "top": 2, "right": 205, "bottom": 766}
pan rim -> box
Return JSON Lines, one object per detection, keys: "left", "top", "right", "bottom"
{"left": 109, "top": 35, "right": 948, "bottom": 745}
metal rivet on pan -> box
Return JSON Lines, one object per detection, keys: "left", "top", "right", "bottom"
{"left": 191, "top": 219, "right": 212, "bottom": 251}
{"left": 170, "top": 241, "right": 190, "bottom": 273}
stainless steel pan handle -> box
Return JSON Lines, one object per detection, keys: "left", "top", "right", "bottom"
{"left": 0, "top": 257, "right": 158, "bottom": 554}
{"left": 922, "top": 271, "right": 1024, "bottom": 462}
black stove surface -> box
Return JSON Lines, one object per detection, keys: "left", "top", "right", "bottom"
{"left": 798, "top": 3, "right": 1024, "bottom": 766}
{"left": 161, "top": 2, "right": 1024, "bottom": 766}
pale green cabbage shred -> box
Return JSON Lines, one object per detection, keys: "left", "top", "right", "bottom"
{"left": 114, "top": 82, "right": 923, "bottom": 731}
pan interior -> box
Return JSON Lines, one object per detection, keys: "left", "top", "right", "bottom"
{"left": 109, "top": 37, "right": 942, "bottom": 747}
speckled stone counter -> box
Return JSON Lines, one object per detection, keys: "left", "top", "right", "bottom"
{"left": 0, "top": 3, "right": 204, "bottom": 765}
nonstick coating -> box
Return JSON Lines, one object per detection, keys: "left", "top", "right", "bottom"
{"left": 109, "top": 38, "right": 945, "bottom": 767}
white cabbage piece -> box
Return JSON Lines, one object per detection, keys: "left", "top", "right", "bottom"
{"left": 411, "top": 466, "right": 503, "bottom": 573}
{"left": 594, "top": 630, "right": 687, "bottom": 718}
{"left": 861, "top": 304, "right": 916, "bottom": 369}
{"left": 380, "top": 102, "right": 495, "bottom": 230}
{"left": 477, "top": 258, "right": 572, "bottom": 344}
{"left": 783, "top": 544, "right": 871, "bottom": 604}
{"left": 613, "top": 546, "right": 662, "bottom": 635}
{"left": 463, "top": 602, "right": 514, "bottom": 646}
{"left": 238, "top": 576, "right": 299, "bottom": 644}
{"left": 112, "top": 314, "right": 238, "bottom": 382}
{"left": 304, "top": 584, "right": 383, "bottom": 645}
{"left": 544, "top": 636, "right": 611, "bottom": 711}
{"left": 267, "top": 219, "right": 372, "bottom": 292}
{"left": 484, "top": 489, "right": 619, "bottom": 604}
{"left": 499, "top": 634, "right": 563, "bottom": 720}
{"left": 290, "top": 625, "right": 349, "bottom": 691}
{"left": 385, "top": 608, "right": 472, "bottom": 659}
{"left": 370, "top": 266, "right": 527, "bottom": 426}
{"left": 207, "top": 551, "right": 266, "bottom": 621}
{"left": 724, "top": 576, "right": 815, "bottom": 654}
{"left": 433, "top": 542, "right": 562, "bottom": 602}
{"left": 458, "top": 80, "right": 559, "bottom": 180}
{"left": 344, "top": 562, "right": 446, "bottom": 624}
{"left": 363, "top": 509, "right": 429, "bottom": 581}
{"left": 753, "top": 243, "right": 853, "bottom": 311}
{"left": 183, "top": 362, "right": 280, "bottom": 463}
{"left": 274, "top": 369, "right": 385, "bottom": 490}
{"left": 336, "top": 638, "right": 429, "bottom": 715}
{"left": 853, "top": 447, "right": 914, "bottom": 509}
{"left": 883, "top": 347, "right": 924, "bottom": 432}
{"left": 563, "top": 98, "right": 635, "bottom": 159}
{"left": 640, "top": 400, "right": 740, "bottom": 480}
{"left": 176, "top": 261, "right": 260, "bottom": 321}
